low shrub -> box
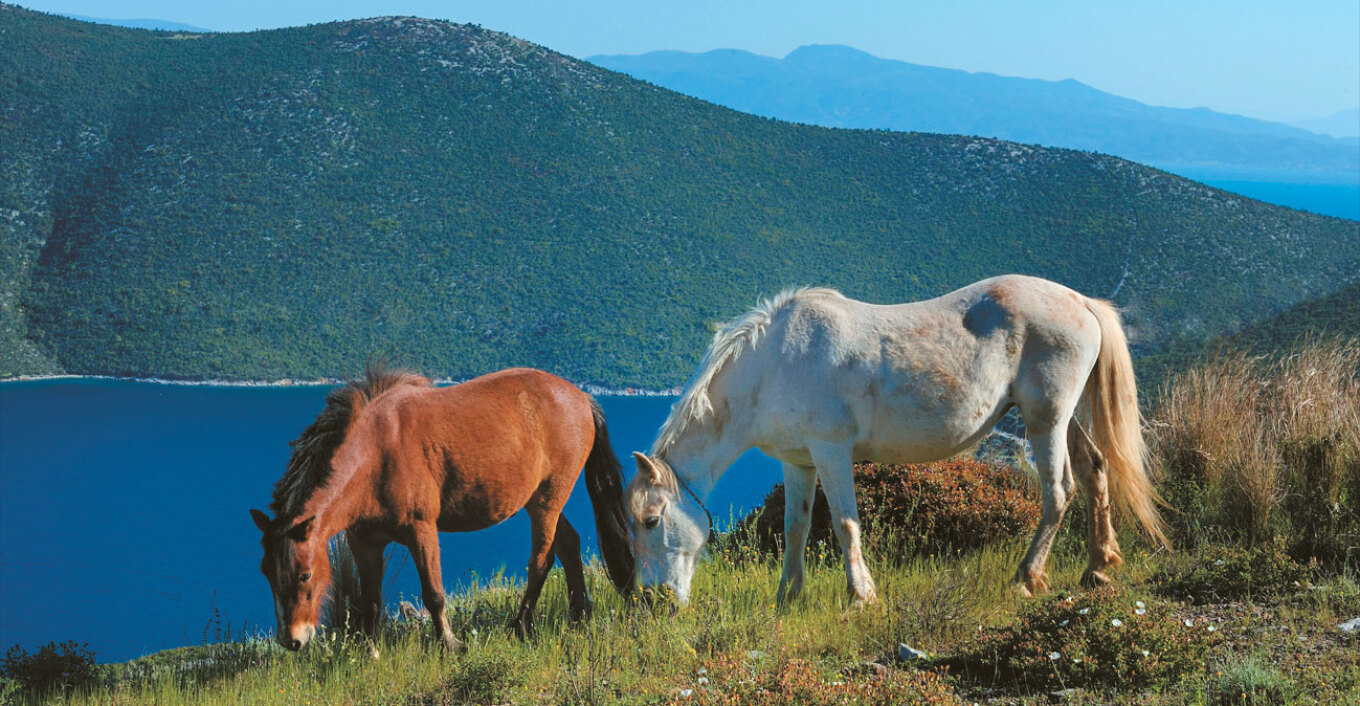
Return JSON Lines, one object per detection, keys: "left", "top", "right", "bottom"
{"left": 423, "top": 650, "right": 524, "bottom": 706}
{"left": 943, "top": 588, "right": 1220, "bottom": 692}
{"left": 732, "top": 459, "right": 1038, "bottom": 561}
{"left": 1151, "top": 541, "right": 1314, "bottom": 604}
{"left": 0, "top": 640, "right": 99, "bottom": 694}
{"left": 659, "top": 655, "right": 957, "bottom": 706}
{"left": 1206, "top": 658, "right": 1296, "bottom": 705}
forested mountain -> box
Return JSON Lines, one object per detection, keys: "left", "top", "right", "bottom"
{"left": 2, "top": 6, "right": 1357, "bottom": 387}
{"left": 590, "top": 45, "right": 1359, "bottom": 174}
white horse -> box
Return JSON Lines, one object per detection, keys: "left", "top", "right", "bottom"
{"left": 625, "top": 274, "right": 1168, "bottom": 605}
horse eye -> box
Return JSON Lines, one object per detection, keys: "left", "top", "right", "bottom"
{"left": 644, "top": 516, "right": 661, "bottom": 530}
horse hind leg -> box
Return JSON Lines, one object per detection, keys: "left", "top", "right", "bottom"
{"left": 1070, "top": 420, "right": 1123, "bottom": 587}
{"left": 1015, "top": 424, "right": 1076, "bottom": 597}
{"left": 552, "top": 515, "right": 592, "bottom": 622}
{"left": 513, "top": 506, "right": 560, "bottom": 639}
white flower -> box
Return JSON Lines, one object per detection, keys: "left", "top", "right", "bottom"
{"left": 1135, "top": 601, "right": 1146, "bottom": 609}
{"left": 1136, "top": 608, "right": 1147, "bottom": 615}
{"left": 1049, "top": 651, "right": 1061, "bottom": 660}
{"left": 1141, "top": 650, "right": 1150, "bottom": 657}
{"left": 697, "top": 677, "right": 709, "bottom": 686}
{"left": 1059, "top": 619, "right": 1070, "bottom": 627}
{"left": 1207, "top": 625, "right": 1218, "bottom": 632}
{"left": 1078, "top": 608, "right": 1090, "bottom": 615}
{"left": 1073, "top": 658, "right": 1083, "bottom": 664}
{"left": 698, "top": 668, "right": 708, "bottom": 676}
{"left": 1111, "top": 618, "right": 1124, "bottom": 627}
{"left": 1184, "top": 619, "right": 1195, "bottom": 627}
{"left": 680, "top": 689, "right": 694, "bottom": 698}
{"left": 1215, "top": 559, "right": 1226, "bottom": 566}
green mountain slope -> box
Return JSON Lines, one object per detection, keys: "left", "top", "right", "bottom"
{"left": 2, "top": 6, "right": 1358, "bottom": 387}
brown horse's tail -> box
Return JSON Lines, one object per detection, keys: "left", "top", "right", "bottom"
{"left": 584, "top": 398, "right": 636, "bottom": 595}
{"left": 1083, "top": 299, "right": 1171, "bottom": 549}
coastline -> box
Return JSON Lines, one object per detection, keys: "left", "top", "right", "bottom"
{"left": 0, "top": 373, "right": 681, "bottom": 397}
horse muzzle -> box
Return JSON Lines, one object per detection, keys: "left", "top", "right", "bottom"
{"left": 279, "top": 623, "right": 316, "bottom": 651}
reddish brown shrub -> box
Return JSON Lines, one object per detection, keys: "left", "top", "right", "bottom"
{"left": 734, "top": 459, "right": 1039, "bottom": 560}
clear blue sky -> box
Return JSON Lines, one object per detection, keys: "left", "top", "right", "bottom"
{"left": 15, "top": 0, "right": 1359, "bottom": 123}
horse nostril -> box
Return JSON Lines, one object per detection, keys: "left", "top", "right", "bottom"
{"left": 280, "top": 636, "right": 302, "bottom": 651}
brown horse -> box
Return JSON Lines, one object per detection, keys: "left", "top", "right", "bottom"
{"left": 249, "top": 364, "right": 634, "bottom": 652}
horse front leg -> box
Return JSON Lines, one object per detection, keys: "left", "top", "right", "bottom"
{"left": 348, "top": 532, "right": 388, "bottom": 658}
{"left": 777, "top": 462, "right": 817, "bottom": 606}
{"left": 407, "top": 523, "right": 460, "bottom": 653}
{"left": 809, "top": 443, "right": 877, "bottom": 606}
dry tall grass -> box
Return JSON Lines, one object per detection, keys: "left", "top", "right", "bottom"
{"left": 1149, "top": 338, "right": 1360, "bottom": 566}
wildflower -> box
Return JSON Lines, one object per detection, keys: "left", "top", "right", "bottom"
{"left": 1215, "top": 559, "right": 1226, "bottom": 566}
{"left": 1141, "top": 650, "right": 1150, "bottom": 657}
{"left": 1048, "top": 651, "right": 1061, "bottom": 660}
{"left": 1135, "top": 601, "right": 1145, "bottom": 609}
{"left": 1136, "top": 608, "right": 1147, "bottom": 615}
{"left": 1111, "top": 618, "right": 1123, "bottom": 627}
{"left": 1059, "top": 619, "right": 1069, "bottom": 627}
{"left": 1184, "top": 619, "right": 1195, "bottom": 627}
{"left": 698, "top": 668, "right": 707, "bottom": 676}
{"left": 698, "top": 677, "right": 710, "bottom": 686}
{"left": 1078, "top": 608, "right": 1090, "bottom": 615}
{"left": 1073, "top": 658, "right": 1083, "bottom": 664}
{"left": 680, "top": 688, "right": 694, "bottom": 698}
{"left": 1208, "top": 625, "right": 1218, "bottom": 632}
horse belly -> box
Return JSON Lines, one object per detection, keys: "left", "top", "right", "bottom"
{"left": 852, "top": 390, "right": 1008, "bottom": 464}
{"left": 434, "top": 475, "right": 538, "bottom": 532}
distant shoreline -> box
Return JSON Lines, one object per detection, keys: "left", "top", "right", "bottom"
{"left": 0, "top": 374, "right": 681, "bottom": 397}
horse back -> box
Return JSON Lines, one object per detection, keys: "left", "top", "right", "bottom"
{"left": 358, "top": 368, "right": 596, "bottom": 532}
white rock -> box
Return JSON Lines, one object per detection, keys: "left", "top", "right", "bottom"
{"left": 1338, "top": 617, "right": 1360, "bottom": 633}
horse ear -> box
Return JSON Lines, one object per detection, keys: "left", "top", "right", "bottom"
{"left": 632, "top": 452, "right": 663, "bottom": 485}
{"left": 250, "top": 509, "right": 272, "bottom": 533}
{"left": 285, "top": 516, "right": 315, "bottom": 542}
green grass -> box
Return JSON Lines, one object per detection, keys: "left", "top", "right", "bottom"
{"left": 14, "top": 528, "right": 1357, "bottom": 705}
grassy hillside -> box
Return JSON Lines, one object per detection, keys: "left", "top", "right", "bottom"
{"left": 2, "top": 5, "right": 1358, "bottom": 387}
{"left": 1137, "top": 281, "right": 1360, "bottom": 389}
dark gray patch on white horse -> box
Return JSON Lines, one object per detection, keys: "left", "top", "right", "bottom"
{"left": 963, "top": 296, "right": 1009, "bottom": 338}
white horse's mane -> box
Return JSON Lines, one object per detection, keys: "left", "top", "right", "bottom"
{"left": 651, "top": 286, "right": 844, "bottom": 457}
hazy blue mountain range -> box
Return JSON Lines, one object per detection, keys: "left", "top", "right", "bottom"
{"left": 1290, "top": 107, "right": 1360, "bottom": 140}
{"left": 589, "top": 45, "right": 1359, "bottom": 174}
{"left": 61, "top": 13, "right": 210, "bottom": 33}
{"left": 2, "top": 6, "right": 1357, "bottom": 387}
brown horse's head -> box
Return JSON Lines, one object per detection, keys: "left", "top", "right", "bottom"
{"left": 250, "top": 509, "right": 330, "bottom": 650}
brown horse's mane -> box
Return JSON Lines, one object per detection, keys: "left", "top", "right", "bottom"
{"left": 269, "top": 361, "right": 431, "bottom": 520}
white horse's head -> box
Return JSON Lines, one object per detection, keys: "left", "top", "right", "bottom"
{"left": 624, "top": 452, "right": 710, "bottom": 605}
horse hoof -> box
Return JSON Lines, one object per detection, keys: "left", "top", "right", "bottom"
{"left": 569, "top": 601, "right": 593, "bottom": 623}
{"left": 1081, "top": 569, "right": 1113, "bottom": 588}
{"left": 1016, "top": 572, "right": 1048, "bottom": 597}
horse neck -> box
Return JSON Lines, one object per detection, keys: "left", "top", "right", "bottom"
{"left": 658, "top": 416, "right": 749, "bottom": 499}
{"left": 296, "top": 447, "right": 376, "bottom": 539}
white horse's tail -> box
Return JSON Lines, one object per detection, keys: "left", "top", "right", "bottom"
{"left": 1083, "top": 299, "right": 1171, "bottom": 549}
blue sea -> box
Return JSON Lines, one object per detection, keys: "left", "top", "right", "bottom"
{"left": 1164, "top": 166, "right": 1360, "bottom": 221}
{"left": 0, "top": 380, "right": 782, "bottom": 663}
